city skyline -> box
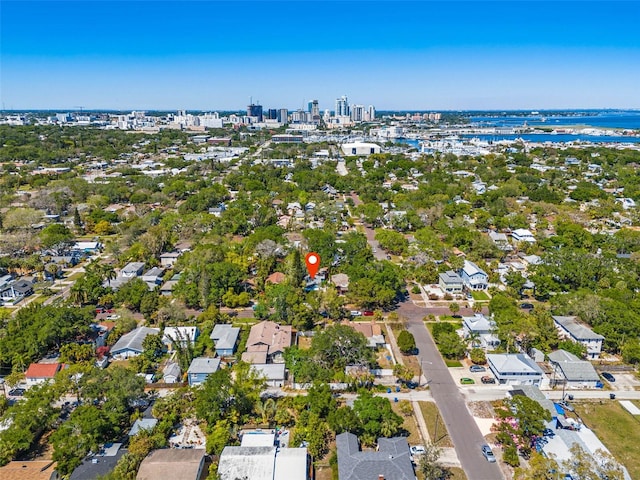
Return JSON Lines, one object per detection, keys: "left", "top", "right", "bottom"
{"left": 1, "top": 1, "right": 640, "bottom": 110}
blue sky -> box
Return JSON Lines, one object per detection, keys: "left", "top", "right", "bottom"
{"left": 1, "top": 1, "right": 640, "bottom": 110}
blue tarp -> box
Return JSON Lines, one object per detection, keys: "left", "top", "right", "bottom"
{"left": 554, "top": 403, "right": 565, "bottom": 416}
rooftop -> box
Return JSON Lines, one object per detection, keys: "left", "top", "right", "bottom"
{"left": 111, "top": 327, "right": 160, "bottom": 354}
{"left": 136, "top": 449, "right": 205, "bottom": 480}
{"left": 552, "top": 316, "right": 604, "bottom": 341}
{"left": 0, "top": 461, "right": 57, "bottom": 480}
{"left": 187, "top": 357, "right": 221, "bottom": 375}
{"left": 336, "top": 432, "right": 414, "bottom": 480}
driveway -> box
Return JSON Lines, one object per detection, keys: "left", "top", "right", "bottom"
{"left": 397, "top": 300, "right": 504, "bottom": 480}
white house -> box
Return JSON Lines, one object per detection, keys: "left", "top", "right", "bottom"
{"left": 511, "top": 229, "right": 536, "bottom": 243}
{"left": 162, "top": 326, "right": 199, "bottom": 351}
{"left": 552, "top": 316, "right": 604, "bottom": 359}
{"left": 459, "top": 260, "right": 488, "bottom": 291}
{"left": 487, "top": 353, "right": 544, "bottom": 386}
{"left": 111, "top": 327, "right": 160, "bottom": 359}
{"left": 340, "top": 142, "right": 381, "bottom": 156}
{"left": 462, "top": 314, "right": 500, "bottom": 350}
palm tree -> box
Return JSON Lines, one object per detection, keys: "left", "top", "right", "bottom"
{"left": 468, "top": 331, "right": 482, "bottom": 349}
{"left": 69, "top": 284, "right": 88, "bottom": 306}
{"left": 102, "top": 264, "right": 116, "bottom": 286}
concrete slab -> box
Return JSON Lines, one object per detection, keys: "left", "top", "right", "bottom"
{"left": 620, "top": 400, "right": 640, "bottom": 415}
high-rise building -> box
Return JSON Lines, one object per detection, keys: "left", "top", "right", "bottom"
{"left": 247, "top": 103, "right": 263, "bottom": 122}
{"left": 368, "top": 105, "right": 376, "bottom": 121}
{"left": 267, "top": 109, "right": 278, "bottom": 120}
{"left": 278, "top": 109, "right": 289, "bottom": 123}
{"left": 350, "top": 104, "right": 365, "bottom": 122}
{"left": 335, "top": 95, "right": 349, "bottom": 117}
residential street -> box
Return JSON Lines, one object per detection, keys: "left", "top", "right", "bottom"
{"left": 397, "top": 300, "right": 504, "bottom": 480}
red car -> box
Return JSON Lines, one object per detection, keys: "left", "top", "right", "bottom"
{"left": 363, "top": 311, "right": 374, "bottom": 316}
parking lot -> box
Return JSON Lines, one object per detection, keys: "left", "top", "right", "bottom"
{"left": 601, "top": 373, "right": 640, "bottom": 391}
{"left": 448, "top": 366, "right": 497, "bottom": 386}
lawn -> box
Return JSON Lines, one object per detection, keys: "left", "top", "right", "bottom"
{"left": 419, "top": 401, "right": 453, "bottom": 448}
{"left": 574, "top": 400, "right": 640, "bottom": 480}
{"left": 391, "top": 401, "right": 422, "bottom": 445}
{"left": 471, "top": 291, "right": 490, "bottom": 301}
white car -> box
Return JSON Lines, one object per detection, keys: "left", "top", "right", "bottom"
{"left": 410, "top": 445, "right": 426, "bottom": 455}
{"left": 350, "top": 310, "right": 362, "bottom": 317}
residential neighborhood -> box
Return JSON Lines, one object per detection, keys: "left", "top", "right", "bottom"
{"left": 1, "top": 106, "right": 640, "bottom": 480}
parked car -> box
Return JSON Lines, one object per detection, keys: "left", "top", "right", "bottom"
{"left": 481, "top": 376, "right": 496, "bottom": 384}
{"left": 601, "top": 372, "right": 615, "bottom": 383}
{"left": 460, "top": 377, "right": 475, "bottom": 385}
{"left": 481, "top": 444, "right": 496, "bottom": 463}
{"left": 469, "top": 365, "right": 486, "bottom": 373}
{"left": 349, "top": 310, "right": 362, "bottom": 317}
{"left": 543, "top": 428, "right": 555, "bottom": 437}
{"left": 363, "top": 310, "right": 374, "bottom": 316}
{"left": 410, "top": 445, "right": 426, "bottom": 455}
{"left": 520, "top": 303, "right": 534, "bottom": 310}
{"left": 8, "top": 388, "right": 26, "bottom": 396}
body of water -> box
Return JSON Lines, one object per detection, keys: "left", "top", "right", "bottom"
{"left": 469, "top": 111, "right": 640, "bottom": 130}
{"left": 461, "top": 133, "right": 640, "bottom": 144}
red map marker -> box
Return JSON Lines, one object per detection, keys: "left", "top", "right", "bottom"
{"left": 305, "top": 252, "right": 320, "bottom": 279}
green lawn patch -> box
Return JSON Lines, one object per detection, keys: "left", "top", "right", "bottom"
{"left": 574, "top": 401, "right": 640, "bottom": 479}
{"left": 418, "top": 401, "right": 453, "bottom": 448}
{"left": 445, "top": 359, "right": 462, "bottom": 367}
{"left": 471, "top": 291, "right": 490, "bottom": 301}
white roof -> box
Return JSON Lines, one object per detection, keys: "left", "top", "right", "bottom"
{"left": 274, "top": 449, "right": 308, "bottom": 480}
{"left": 187, "top": 357, "right": 221, "bottom": 375}
{"left": 218, "top": 446, "right": 275, "bottom": 480}
{"left": 251, "top": 363, "right": 286, "bottom": 381}
{"left": 462, "top": 260, "right": 487, "bottom": 277}
{"left": 241, "top": 432, "right": 275, "bottom": 447}
{"left": 487, "top": 353, "right": 543, "bottom": 375}
{"left": 162, "top": 326, "right": 199, "bottom": 344}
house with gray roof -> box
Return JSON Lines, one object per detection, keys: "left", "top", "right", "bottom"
{"left": 129, "top": 418, "right": 158, "bottom": 436}
{"left": 547, "top": 350, "right": 600, "bottom": 388}
{"left": 487, "top": 353, "right": 545, "bottom": 386}
{"left": 111, "top": 327, "right": 160, "bottom": 360}
{"left": 553, "top": 316, "right": 604, "bottom": 359}
{"left": 462, "top": 314, "right": 500, "bottom": 350}
{"left": 210, "top": 324, "right": 240, "bottom": 356}
{"left": 438, "top": 270, "right": 464, "bottom": 294}
{"left": 335, "top": 432, "right": 416, "bottom": 480}
{"left": 187, "top": 357, "right": 221, "bottom": 386}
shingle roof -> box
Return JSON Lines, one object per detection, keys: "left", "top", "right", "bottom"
{"left": 552, "top": 316, "right": 604, "bottom": 341}
{"left": 187, "top": 357, "right": 221, "bottom": 375}
{"left": 136, "top": 449, "right": 205, "bottom": 480}
{"left": 0, "top": 461, "right": 57, "bottom": 480}
{"left": 548, "top": 350, "right": 600, "bottom": 382}
{"left": 246, "top": 321, "right": 292, "bottom": 357}
{"left": 210, "top": 324, "right": 240, "bottom": 351}
{"left": 111, "top": 327, "right": 160, "bottom": 354}
{"left": 218, "top": 446, "right": 275, "bottom": 480}
{"left": 336, "top": 432, "right": 414, "bottom": 480}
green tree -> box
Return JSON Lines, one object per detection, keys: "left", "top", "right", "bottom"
{"left": 310, "top": 325, "right": 374, "bottom": 370}
{"left": 419, "top": 444, "right": 449, "bottom": 480}
{"left": 397, "top": 330, "right": 417, "bottom": 354}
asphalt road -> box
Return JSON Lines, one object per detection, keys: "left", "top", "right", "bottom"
{"left": 397, "top": 300, "right": 504, "bottom": 480}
